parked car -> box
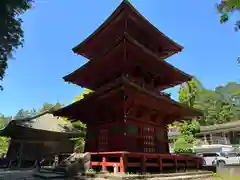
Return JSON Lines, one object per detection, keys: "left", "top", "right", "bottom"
{"left": 197, "top": 152, "right": 240, "bottom": 167}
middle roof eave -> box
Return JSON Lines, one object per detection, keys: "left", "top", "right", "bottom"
{"left": 63, "top": 35, "right": 192, "bottom": 91}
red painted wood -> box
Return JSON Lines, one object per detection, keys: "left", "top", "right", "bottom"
{"left": 120, "top": 156, "right": 126, "bottom": 173}
{"left": 127, "top": 162, "right": 141, "bottom": 167}
{"left": 140, "top": 156, "right": 146, "bottom": 173}
{"left": 89, "top": 152, "right": 203, "bottom": 172}
{"left": 159, "top": 157, "right": 163, "bottom": 172}
{"left": 91, "top": 162, "right": 120, "bottom": 167}
{"left": 102, "top": 157, "right": 107, "bottom": 171}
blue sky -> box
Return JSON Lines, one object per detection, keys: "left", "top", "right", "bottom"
{"left": 0, "top": 0, "right": 240, "bottom": 116}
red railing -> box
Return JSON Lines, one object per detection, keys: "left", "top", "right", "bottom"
{"left": 89, "top": 151, "right": 203, "bottom": 173}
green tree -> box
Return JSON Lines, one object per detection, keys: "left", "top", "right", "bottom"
{"left": 195, "top": 82, "right": 240, "bottom": 125}
{"left": 174, "top": 120, "right": 200, "bottom": 153}
{"left": 74, "top": 89, "right": 93, "bottom": 102}
{"left": 172, "top": 77, "right": 203, "bottom": 127}
{"left": 29, "top": 108, "right": 38, "bottom": 117}
{"left": 0, "top": 115, "right": 9, "bottom": 155}
{"left": 39, "top": 103, "right": 63, "bottom": 113}
{"left": 0, "top": 0, "right": 34, "bottom": 90}
{"left": 178, "top": 78, "right": 204, "bottom": 107}
{"left": 194, "top": 89, "right": 220, "bottom": 125}
{"left": 14, "top": 109, "right": 31, "bottom": 119}
{"left": 70, "top": 89, "right": 93, "bottom": 153}
{"left": 174, "top": 78, "right": 202, "bottom": 153}
{"left": 217, "top": 0, "right": 240, "bottom": 31}
{"left": 215, "top": 82, "right": 240, "bottom": 122}
{"left": 174, "top": 136, "right": 193, "bottom": 154}
{"left": 216, "top": 1, "right": 240, "bottom": 62}
{"left": 173, "top": 80, "right": 240, "bottom": 152}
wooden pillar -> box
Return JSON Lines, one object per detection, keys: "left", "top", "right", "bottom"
{"left": 223, "top": 132, "right": 228, "bottom": 144}
{"left": 53, "top": 155, "right": 59, "bottom": 168}
{"left": 203, "top": 134, "right": 208, "bottom": 144}
{"left": 196, "top": 157, "right": 200, "bottom": 170}
{"left": 174, "top": 156, "right": 177, "bottom": 172}
{"left": 185, "top": 158, "right": 188, "bottom": 172}
{"left": 35, "top": 160, "right": 40, "bottom": 171}
{"left": 232, "top": 131, "right": 237, "bottom": 144}
{"left": 8, "top": 160, "right": 12, "bottom": 168}
{"left": 18, "top": 143, "right": 23, "bottom": 168}
{"left": 230, "top": 131, "right": 234, "bottom": 144}
{"left": 140, "top": 156, "right": 146, "bottom": 173}
{"left": 120, "top": 155, "right": 127, "bottom": 173}
{"left": 159, "top": 156, "right": 163, "bottom": 172}
{"left": 102, "top": 156, "right": 107, "bottom": 172}
{"left": 209, "top": 133, "right": 213, "bottom": 144}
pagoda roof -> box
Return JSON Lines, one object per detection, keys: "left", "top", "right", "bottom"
{"left": 0, "top": 112, "right": 85, "bottom": 141}
{"left": 65, "top": 35, "right": 191, "bottom": 91}
{"left": 53, "top": 77, "right": 202, "bottom": 124}
{"left": 72, "top": 0, "right": 183, "bottom": 60}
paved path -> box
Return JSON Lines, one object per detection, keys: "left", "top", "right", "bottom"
{"left": 0, "top": 170, "right": 216, "bottom": 180}
{"left": 0, "top": 170, "right": 36, "bottom": 180}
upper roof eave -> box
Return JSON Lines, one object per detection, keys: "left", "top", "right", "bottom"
{"left": 72, "top": 1, "right": 183, "bottom": 58}
{"left": 72, "top": 2, "right": 125, "bottom": 57}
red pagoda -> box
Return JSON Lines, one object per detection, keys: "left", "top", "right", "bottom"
{"left": 54, "top": 1, "right": 203, "bottom": 173}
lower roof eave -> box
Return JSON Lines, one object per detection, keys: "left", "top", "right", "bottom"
{"left": 53, "top": 77, "right": 202, "bottom": 121}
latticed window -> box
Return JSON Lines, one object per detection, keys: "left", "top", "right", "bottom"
{"left": 142, "top": 126, "right": 156, "bottom": 153}
{"left": 98, "top": 129, "right": 109, "bottom": 151}
{"left": 144, "top": 147, "right": 156, "bottom": 153}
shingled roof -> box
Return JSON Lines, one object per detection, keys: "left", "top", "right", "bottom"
{"left": 0, "top": 111, "right": 85, "bottom": 141}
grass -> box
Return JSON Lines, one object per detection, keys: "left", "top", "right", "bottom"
{"left": 212, "top": 173, "right": 240, "bottom": 180}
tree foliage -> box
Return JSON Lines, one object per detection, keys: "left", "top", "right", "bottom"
{"left": 174, "top": 78, "right": 202, "bottom": 153}
{"left": 0, "top": 0, "right": 34, "bottom": 89}
{"left": 74, "top": 89, "right": 93, "bottom": 102}
{"left": 174, "top": 80, "right": 240, "bottom": 153}
{"left": 0, "top": 115, "right": 10, "bottom": 155}
{"left": 216, "top": 1, "right": 240, "bottom": 62}
{"left": 195, "top": 82, "right": 240, "bottom": 125}
{"left": 13, "top": 103, "right": 63, "bottom": 120}
{"left": 217, "top": 0, "right": 240, "bottom": 31}
{"left": 178, "top": 78, "right": 204, "bottom": 107}
{"left": 174, "top": 119, "right": 200, "bottom": 154}
{"left": 39, "top": 102, "right": 63, "bottom": 113}
{"left": 70, "top": 89, "right": 93, "bottom": 153}
{"left": 174, "top": 136, "right": 193, "bottom": 154}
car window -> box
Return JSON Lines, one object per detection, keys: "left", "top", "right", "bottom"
{"left": 220, "top": 152, "right": 226, "bottom": 157}
{"left": 202, "top": 153, "right": 219, "bottom": 157}
{"left": 226, "top": 152, "right": 238, "bottom": 157}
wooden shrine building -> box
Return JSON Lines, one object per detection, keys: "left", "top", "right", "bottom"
{"left": 54, "top": 1, "right": 203, "bottom": 173}
{"left": 0, "top": 112, "right": 84, "bottom": 168}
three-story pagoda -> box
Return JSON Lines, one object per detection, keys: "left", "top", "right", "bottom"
{"left": 54, "top": 1, "right": 202, "bottom": 173}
